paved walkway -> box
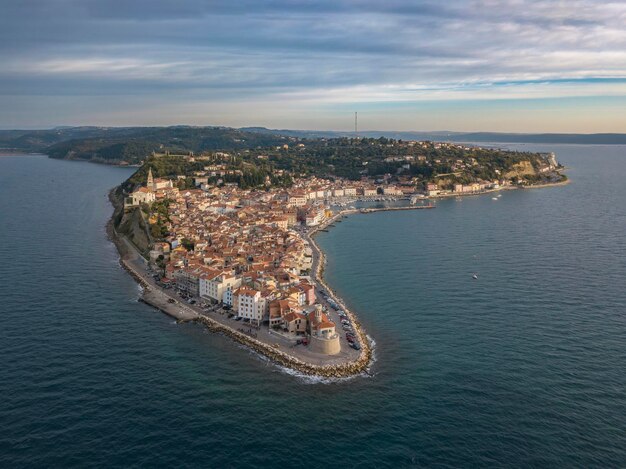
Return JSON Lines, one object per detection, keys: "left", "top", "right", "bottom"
{"left": 113, "top": 225, "right": 360, "bottom": 366}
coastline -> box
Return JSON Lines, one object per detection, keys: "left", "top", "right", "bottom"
{"left": 105, "top": 176, "right": 567, "bottom": 379}
{"left": 0, "top": 151, "right": 142, "bottom": 167}
{"left": 425, "top": 176, "right": 569, "bottom": 200}
{"left": 518, "top": 178, "right": 571, "bottom": 189}
{"left": 0, "top": 151, "right": 48, "bottom": 156}
{"left": 107, "top": 189, "right": 374, "bottom": 379}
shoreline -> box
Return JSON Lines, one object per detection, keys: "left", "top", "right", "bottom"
{"left": 425, "top": 176, "right": 570, "bottom": 200}
{"left": 107, "top": 189, "right": 375, "bottom": 379}
{"left": 0, "top": 151, "right": 48, "bottom": 157}
{"left": 105, "top": 176, "right": 567, "bottom": 379}
{"left": 518, "top": 178, "right": 571, "bottom": 189}
{"left": 0, "top": 151, "right": 142, "bottom": 166}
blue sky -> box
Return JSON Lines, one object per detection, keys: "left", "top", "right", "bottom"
{"left": 1, "top": 0, "right": 625, "bottom": 132}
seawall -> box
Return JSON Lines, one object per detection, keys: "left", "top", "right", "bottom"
{"left": 106, "top": 188, "right": 374, "bottom": 378}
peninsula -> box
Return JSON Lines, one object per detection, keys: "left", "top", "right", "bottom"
{"left": 109, "top": 137, "right": 566, "bottom": 377}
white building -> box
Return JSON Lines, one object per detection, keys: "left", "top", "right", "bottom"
{"left": 287, "top": 192, "right": 307, "bottom": 207}
{"left": 305, "top": 209, "right": 324, "bottom": 226}
{"left": 125, "top": 187, "right": 156, "bottom": 207}
{"left": 199, "top": 271, "right": 241, "bottom": 303}
{"left": 382, "top": 186, "right": 402, "bottom": 196}
{"left": 236, "top": 287, "right": 264, "bottom": 324}
{"left": 360, "top": 187, "right": 378, "bottom": 197}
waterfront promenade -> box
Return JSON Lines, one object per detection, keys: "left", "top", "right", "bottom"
{"left": 108, "top": 206, "right": 370, "bottom": 377}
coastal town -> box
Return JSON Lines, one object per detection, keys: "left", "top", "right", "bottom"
{"left": 123, "top": 168, "right": 392, "bottom": 362}
{"left": 113, "top": 139, "right": 565, "bottom": 375}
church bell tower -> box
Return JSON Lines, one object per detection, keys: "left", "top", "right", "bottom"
{"left": 147, "top": 168, "right": 154, "bottom": 190}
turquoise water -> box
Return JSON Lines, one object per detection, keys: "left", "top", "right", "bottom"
{"left": 1, "top": 147, "right": 625, "bottom": 467}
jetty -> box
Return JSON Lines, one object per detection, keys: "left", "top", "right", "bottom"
{"left": 358, "top": 204, "right": 435, "bottom": 214}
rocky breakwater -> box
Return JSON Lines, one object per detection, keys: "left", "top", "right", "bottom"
{"left": 108, "top": 189, "right": 372, "bottom": 378}
{"left": 194, "top": 315, "right": 372, "bottom": 378}
{"left": 306, "top": 215, "right": 374, "bottom": 377}
{"left": 359, "top": 205, "right": 435, "bottom": 214}
{"left": 177, "top": 210, "right": 373, "bottom": 378}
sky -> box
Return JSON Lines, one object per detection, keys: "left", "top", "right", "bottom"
{"left": 1, "top": 0, "right": 626, "bottom": 132}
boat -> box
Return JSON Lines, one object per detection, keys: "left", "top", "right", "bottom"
{"left": 492, "top": 197, "right": 498, "bottom": 200}
{"left": 472, "top": 274, "right": 478, "bottom": 280}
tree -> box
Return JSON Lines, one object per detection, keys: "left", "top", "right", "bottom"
{"left": 181, "top": 238, "right": 195, "bottom": 251}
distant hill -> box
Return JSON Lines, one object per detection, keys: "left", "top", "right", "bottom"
{"left": 444, "top": 132, "right": 626, "bottom": 145}
{"left": 241, "top": 127, "right": 626, "bottom": 145}
{"left": 1, "top": 125, "right": 625, "bottom": 164}
{"left": 0, "top": 126, "right": 294, "bottom": 164}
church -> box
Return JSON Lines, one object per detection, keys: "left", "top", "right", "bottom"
{"left": 124, "top": 168, "right": 173, "bottom": 207}
{"left": 146, "top": 168, "right": 174, "bottom": 191}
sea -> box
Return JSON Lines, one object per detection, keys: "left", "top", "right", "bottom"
{"left": 0, "top": 145, "right": 625, "bottom": 467}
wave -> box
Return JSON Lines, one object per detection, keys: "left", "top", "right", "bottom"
{"left": 235, "top": 342, "right": 374, "bottom": 385}
{"left": 365, "top": 334, "right": 378, "bottom": 376}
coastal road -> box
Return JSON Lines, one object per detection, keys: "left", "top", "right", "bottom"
{"left": 302, "top": 218, "right": 363, "bottom": 357}
{"left": 116, "top": 227, "right": 361, "bottom": 366}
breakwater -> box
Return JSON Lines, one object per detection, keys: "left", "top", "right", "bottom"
{"left": 128, "top": 261, "right": 373, "bottom": 378}
{"left": 108, "top": 191, "right": 448, "bottom": 377}
{"left": 358, "top": 204, "right": 435, "bottom": 214}
{"left": 108, "top": 190, "right": 373, "bottom": 378}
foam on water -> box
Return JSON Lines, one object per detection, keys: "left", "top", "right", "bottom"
{"left": 1, "top": 150, "right": 626, "bottom": 467}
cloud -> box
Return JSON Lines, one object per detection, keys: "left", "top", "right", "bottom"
{"left": 0, "top": 0, "right": 625, "bottom": 130}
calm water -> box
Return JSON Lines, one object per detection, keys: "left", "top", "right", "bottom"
{"left": 1, "top": 147, "right": 625, "bottom": 467}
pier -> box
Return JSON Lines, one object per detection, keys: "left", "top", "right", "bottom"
{"left": 358, "top": 204, "right": 435, "bottom": 214}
